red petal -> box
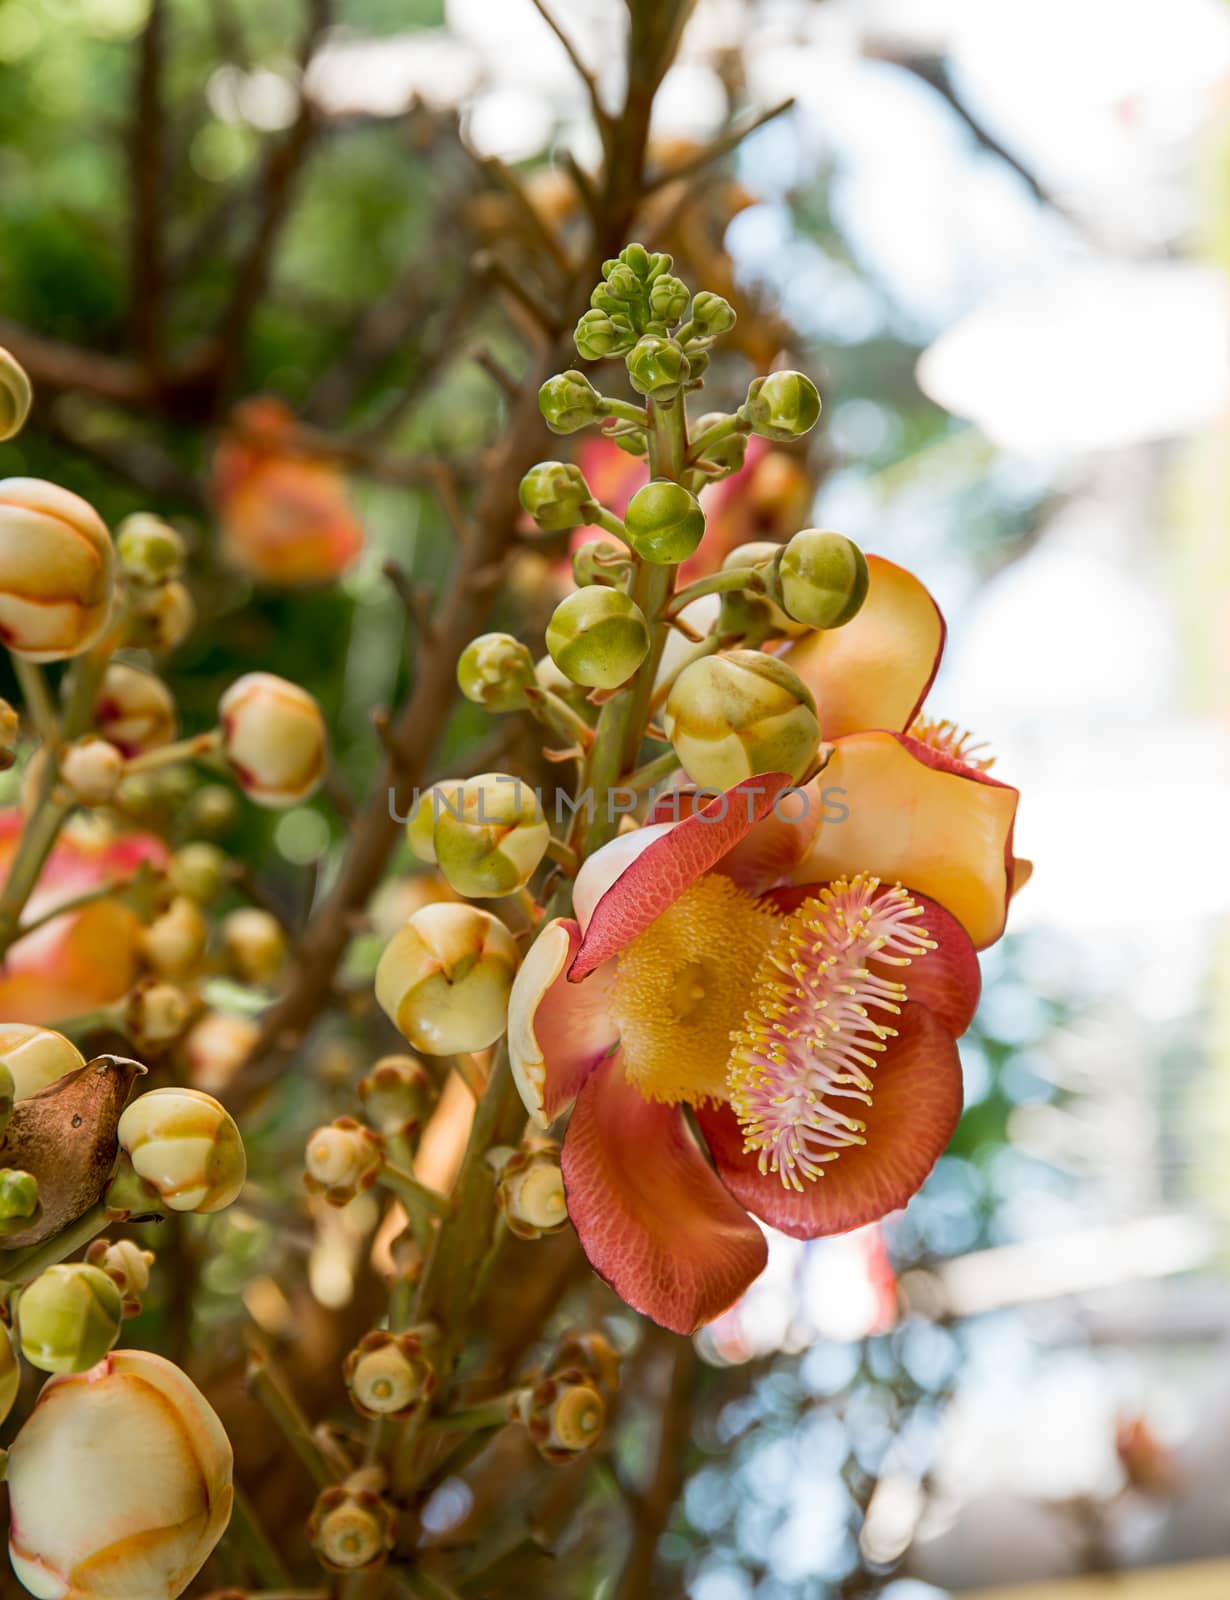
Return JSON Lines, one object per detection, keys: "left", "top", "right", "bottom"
{"left": 697, "top": 1004, "right": 962, "bottom": 1239}
{"left": 562, "top": 1054, "right": 769, "bottom": 1333}
{"left": 508, "top": 918, "right": 618, "bottom": 1128}
{"left": 569, "top": 773, "right": 794, "bottom": 981}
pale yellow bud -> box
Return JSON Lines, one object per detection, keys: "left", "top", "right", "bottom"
{"left": 496, "top": 1141, "right": 568, "bottom": 1240}
{"left": 18, "top": 1263, "right": 123, "bottom": 1374}
{"left": 59, "top": 737, "right": 125, "bottom": 806}
{"left": 664, "top": 648, "right": 820, "bottom": 789}
{"left": 375, "top": 902, "right": 519, "bottom": 1055}
{"left": 94, "top": 661, "right": 177, "bottom": 756}
{"left": 0, "top": 348, "right": 33, "bottom": 441}
{"left": 139, "top": 896, "right": 208, "bottom": 981}
{"left": 431, "top": 773, "right": 550, "bottom": 899}
{"left": 308, "top": 1479, "right": 396, "bottom": 1572}
{"left": 86, "top": 1236, "right": 155, "bottom": 1317}
{"left": 0, "top": 478, "right": 115, "bottom": 661}
{"left": 130, "top": 577, "right": 194, "bottom": 652}
{"left": 0, "top": 1023, "right": 86, "bottom": 1099}
{"left": 304, "top": 1116, "right": 383, "bottom": 1206}
{"left": 168, "top": 841, "right": 228, "bottom": 902}
{"left": 7, "top": 1348, "right": 233, "bottom": 1599}
{"left": 343, "top": 1328, "right": 436, "bottom": 1419}
{"left": 117, "top": 1086, "right": 247, "bottom": 1213}
{"left": 221, "top": 906, "right": 286, "bottom": 984}
{"left": 182, "top": 1012, "right": 258, "bottom": 1094}
{"left": 0, "top": 1323, "right": 19, "bottom": 1427}
{"left": 219, "top": 671, "right": 326, "bottom": 808}
{"left": 126, "top": 979, "right": 193, "bottom": 1053}
{"left": 519, "top": 1374, "right": 606, "bottom": 1463}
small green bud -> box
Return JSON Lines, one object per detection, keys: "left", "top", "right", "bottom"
{"left": 692, "top": 412, "right": 749, "bottom": 476}
{"left": 376, "top": 903, "right": 519, "bottom": 1055}
{"left": 357, "top": 1054, "right": 435, "bottom": 1139}
{"left": 603, "top": 262, "right": 642, "bottom": 303}
{"left": 626, "top": 336, "right": 689, "bottom": 399}
{"left": 0, "top": 1324, "right": 18, "bottom": 1427}
{"left": 664, "top": 649, "right": 820, "bottom": 788}
{"left": 18, "top": 1263, "right": 123, "bottom": 1374}
{"left": 0, "top": 1059, "right": 13, "bottom": 1138}
{"left": 620, "top": 242, "right": 654, "bottom": 279}
{"left": 539, "top": 370, "right": 606, "bottom": 434}
{"left": 648, "top": 274, "right": 690, "bottom": 325}
{"left": 0, "top": 347, "right": 33, "bottom": 442}
{"left": 116, "top": 513, "right": 186, "bottom": 583}
{"left": 775, "top": 529, "right": 869, "bottom": 630}
{"left": 169, "top": 841, "right": 229, "bottom": 903}
{"left": 717, "top": 540, "right": 806, "bottom": 644}
{"left": 0, "top": 1168, "right": 38, "bottom": 1227}
{"left": 623, "top": 479, "right": 706, "bottom": 564}
{"left": 519, "top": 461, "right": 592, "bottom": 531}
{"left": 545, "top": 588, "right": 650, "bottom": 690}
{"left": 690, "top": 291, "right": 737, "bottom": 337}
{"left": 457, "top": 632, "right": 537, "bottom": 712}
{"left": 575, "top": 309, "right": 637, "bottom": 360}
{"left": 572, "top": 542, "right": 628, "bottom": 587}
{"left": 739, "top": 371, "right": 822, "bottom": 441}
{"left": 613, "top": 428, "right": 648, "bottom": 458}
{"left": 406, "top": 785, "right": 443, "bottom": 864}
{"left": 433, "top": 773, "right": 550, "bottom": 899}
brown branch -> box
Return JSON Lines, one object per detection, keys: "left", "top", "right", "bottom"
{"left": 479, "top": 156, "right": 573, "bottom": 278}
{"left": 615, "top": 1331, "right": 697, "bottom": 1600}
{"left": 643, "top": 96, "right": 795, "bottom": 193}
{"left": 132, "top": 0, "right": 167, "bottom": 372}
{"left": 0, "top": 320, "right": 150, "bottom": 406}
{"left": 473, "top": 250, "right": 563, "bottom": 337}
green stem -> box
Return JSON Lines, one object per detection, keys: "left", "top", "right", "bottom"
{"left": 379, "top": 1164, "right": 451, "bottom": 1221}
{"left": 247, "top": 1354, "right": 336, "bottom": 1489}
{"left": 688, "top": 412, "right": 748, "bottom": 462}
{"left": 601, "top": 398, "right": 649, "bottom": 428}
{"left": 13, "top": 658, "right": 59, "bottom": 744}
{"left": 666, "top": 565, "right": 764, "bottom": 617}
{"left": 581, "top": 503, "right": 630, "bottom": 546}
{"left": 122, "top": 727, "right": 221, "bottom": 775}
{"left": 624, "top": 748, "right": 680, "bottom": 794}
{"left": 647, "top": 632, "right": 723, "bottom": 716}
{"left": 528, "top": 687, "right": 594, "bottom": 752}
{"left": 427, "top": 1391, "right": 522, "bottom": 1433}
{"left": 13, "top": 867, "right": 151, "bottom": 943}
{"left": 0, "top": 794, "right": 71, "bottom": 953}
{"left": 0, "top": 1200, "right": 112, "bottom": 1290}
{"left": 228, "top": 1482, "right": 295, "bottom": 1588}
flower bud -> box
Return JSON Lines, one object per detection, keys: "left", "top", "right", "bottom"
{"left": 623, "top": 478, "right": 706, "bottom": 564}
{"left": 552, "top": 1330, "right": 622, "bottom": 1398}
{"left": 86, "top": 1236, "right": 155, "bottom": 1317}
{"left": 717, "top": 540, "right": 806, "bottom": 643}
{"left": 626, "top": 335, "right": 689, "bottom": 399}
{"left": 774, "top": 527, "right": 869, "bottom": 630}
{"left": 691, "top": 411, "right": 749, "bottom": 475}
{"left": 406, "top": 785, "right": 444, "bottom": 864}
{"left": 115, "top": 513, "right": 186, "bottom": 584}
{"left": 535, "top": 651, "right": 589, "bottom": 707}
{"left": 519, "top": 460, "right": 592, "bottom": 533}
{"left": 220, "top": 671, "right": 327, "bottom": 808}
{"left": 18, "top": 1263, "right": 123, "bottom": 1374}
{"left": 538, "top": 369, "right": 605, "bottom": 434}
{"left": 0, "top": 1023, "right": 85, "bottom": 1099}
{"left": 572, "top": 540, "right": 628, "bottom": 587}
{"left": 375, "top": 902, "right": 519, "bottom": 1055}
{"left": 169, "top": 840, "right": 228, "bottom": 902}
{"left": 690, "top": 291, "right": 737, "bottom": 337}
{"left": 58, "top": 737, "right": 124, "bottom": 807}
{"left": 0, "top": 347, "right": 33, "bottom": 441}
{"left": 0, "top": 1167, "right": 39, "bottom": 1233}
{"left": 496, "top": 1140, "right": 567, "bottom": 1240}
{"left": 0, "top": 478, "right": 115, "bottom": 661}
{"left": 7, "top": 1348, "right": 233, "bottom": 1599}
{"left": 182, "top": 1011, "right": 258, "bottom": 1095}
{"left": 518, "top": 1373, "right": 606, "bottom": 1464}
{"left": 117, "top": 1086, "right": 247, "bottom": 1213}
{"left": 129, "top": 576, "right": 195, "bottom": 652}
{"left": 457, "top": 631, "right": 537, "bottom": 712}
{"left": 94, "top": 661, "right": 177, "bottom": 756}
{"left": 0, "top": 697, "right": 17, "bottom": 770}
{"left": 648, "top": 274, "right": 690, "bottom": 324}
{"left": 432, "top": 773, "right": 550, "bottom": 899}
{"left": 304, "top": 1116, "right": 383, "bottom": 1206}
{"left": 358, "top": 1053, "right": 435, "bottom": 1138}
{"left": 125, "top": 978, "right": 193, "bottom": 1053}
{"left": 222, "top": 906, "right": 286, "bottom": 984}
{"left": 601, "top": 261, "right": 642, "bottom": 303}
{"left": 664, "top": 649, "right": 820, "bottom": 788}
{"left": 308, "top": 1478, "right": 396, "bottom": 1573}
{"left": 738, "top": 370, "right": 822, "bottom": 441}
{"left": 546, "top": 587, "right": 649, "bottom": 690}
{"left": 343, "top": 1328, "right": 437, "bottom": 1419}
{"left": 574, "top": 307, "right": 637, "bottom": 360}
{"left": 187, "top": 782, "right": 239, "bottom": 835}
{"left": 139, "top": 895, "right": 208, "bottom": 981}
{"left": 0, "top": 1324, "right": 19, "bottom": 1427}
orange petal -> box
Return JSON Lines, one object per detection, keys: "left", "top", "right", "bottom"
{"left": 793, "top": 732, "right": 1017, "bottom": 949}
{"left": 562, "top": 1054, "right": 768, "bottom": 1333}
{"left": 697, "top": 1003, "right": 962, "bottom": 1238}
{"left": 781, "top": 555, "right": 944, "bottom": 737}
{"left": 507, "top": 918, "right": 618, "bottom": 1128}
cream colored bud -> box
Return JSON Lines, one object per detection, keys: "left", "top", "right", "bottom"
{"left": 186, "top": 782, "right": 239, "bottom": 834}
{"left": 7, "top": 1348, "right": 233, "bottom": 1599}
{"left": 94, "top": 661, "right": 177, "bottom": 756}
{"left": 375, "top": 902, "right": 519, "bottom": 1055}
{"left": 343, "top": 1328, "right": 436, "bottom": 1419}
{"left": 168, "top": 841, "right": 228, "bottom": 902}
{"left": 182, "top": 1012, "right": 258, "bottom": 1094}
{"left": 118, "top": 1086, "right": 247, "bottom": 1213}
{"left": 126, "top": 979, "right": 193, "bottom": 1053}
{"left": 431, "top": 773, "right": 550, "bottom": 899}
{"left": 0, "top": 347, "right": 33, "bottom": 441}
{"left": 0, "top": 1323, "right": 19, "bottom": 1427}
{"left": 18, "top": 1263, "right": 123, "bottom": 1374}
{"left": 497, "top": 1142, "right": 568, "bottom": 1240}
{"left": 220, "top": 671, "right": 326, "bottom": 808}
{"left": 115, "top": 513, "right": 186, "bottom": 584}
{"left": 139, "top": 896, "right": 208, "bottom": 981}
{"left": 0, "top": 478, "right": 115, "bottom": 661}
{"left": 86, "top": 1236, "right": 155, "bottom": 1317}
{"left": 59, "top": 737, "right": 125, "bottom": 806}
{"left": 0, "top": 697, "right": 19, "bottom": 769}
{"left": 0, "top": 1023, "right": 86, "bottom": 1099}
{"left": 519, "top": 1374, "right": 606, "bottom": 1463}
{"left": 222, "top": 906, "right": 286, "bottom": 984}
{"left": 130, "top": 577, "right": 194, "bottom": 652}
{"left": 304, "top": 1116, "right": 382, "bottom": 1206}
{"left": 664, "top": 649, "right": 820, "bottom": 788}
{"left": 308, "top": 1480, "right": 396, "bottom": 1572}
{"left": 357, "top": 1054, "right": 434, "bottom": 1138}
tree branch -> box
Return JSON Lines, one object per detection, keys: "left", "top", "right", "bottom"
{"left": 132, "top": 0, "right": 167, "bottom": 372}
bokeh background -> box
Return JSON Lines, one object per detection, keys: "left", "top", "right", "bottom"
{"left": 2, "top": 0, "right": 1229, "bottom": 1595}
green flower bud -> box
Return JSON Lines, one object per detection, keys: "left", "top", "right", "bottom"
{"left": 664, "top": 649, "right": 820, "bottom": 788}
{"left": 406, "top": 785, "right": 443, "bottom": 863}
{"left": 375, "top": 903, "right": 519, "bottom": 1055}
{"left": 613, "top": 427, "right": 648, "bottom": 458}
{"left": 692, "top": 412, "right": 749, "bottom": 476}
{"left": 574, "top": 308, "right": 637, "bottom": 360}
{"left": 539, "top": 370, "right": 605, "bottom": 434}
{"left": 457, "top": 631, "right": 537, "bottom": 712}
{"left": 775, "top": 528, "right": 869, "bottom": 629}
{"left": 717, "top": 540, "right": 806, "bottom": 644}
{"left": 603, "top": 262, "right": 642, "bottom": 303}
{"left": 0, "top": 1168, "right": 39, "bottom": 1228}
{"left": 432, "top": 773, "right": 550, "bottom": 898}
{"left": 545, "top": 587, "right": 649, "bottom": 690}
{"left": 0, "top": 347, "right": 33, "bottom": 442}
{"left": 169, "top": 841, "right": 228, "bottom": 903}
{"left": 690, "top": 291, "right": 737, "bottom": 337}
{"left": 519, "top": 461, "right": 592, "bottom": 532}
{"left": 357, "top": 1053, "right": 435, "bottom": 1138}
{"left": 738, "top": 371, "right": 822, "bottom": 441}
{"left": 0, "top": 1324, "right": 18, "bottom": 1427}
{"left": 648, "top": 274, "right": 689, "bottom": 325}
{"left": 626, "top": 336, "right": 689, "bottom": 399}
{"left": 623, "top": 479, "right": 706, "bottom": 564}
{"left": 572, "top": 541, "right": 628, "bottom": 587}
{"left": 115, "top": 513, "right": 186, "bottom": 584}
{"left": 18, "top": 1263, "right": 123, "bottom": 1374}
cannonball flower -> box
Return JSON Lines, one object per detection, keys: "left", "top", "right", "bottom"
{"left": 117, "top": 1086, "right": 247, "bottom": 1213}
{"left": 219, "top": 671, "right": 327, "bottom": 808}
{"left": 212, "top": 396, "right": 364, "bottom": 585}
{"left": 0, "top": 815, "right": 167, "bottom": 1025}
{"left": 0, "top": 478, "right": 114, "bottom": 661}
{"left": 7, "top": 1348, "right": 233, "bottom": 1600}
